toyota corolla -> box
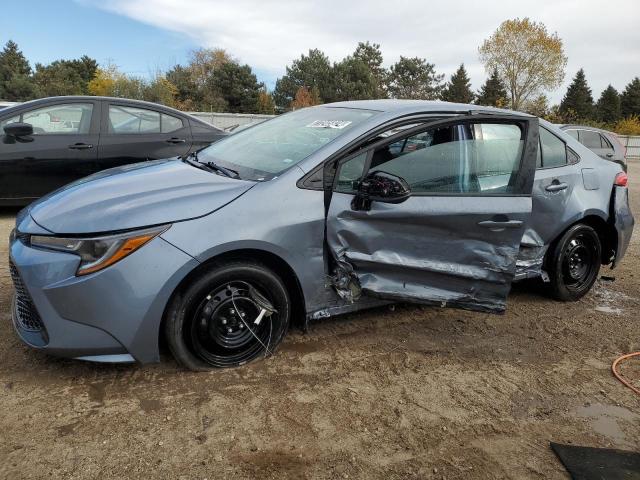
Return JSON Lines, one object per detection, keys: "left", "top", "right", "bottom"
{"left": 8, "top": 100, "right": 634, "bottom": 370}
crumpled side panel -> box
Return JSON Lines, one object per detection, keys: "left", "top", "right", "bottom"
{"left": 612, "top": 186, "right": 634, "bottom": 267}
{"left": 326, "top": 193, "right": 531, "bottom": 314}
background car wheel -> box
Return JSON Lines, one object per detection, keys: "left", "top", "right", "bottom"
{"left": 165, "top": 260, "right": 290, "bottom": 371}
{"left": 547, "top": 224, "right": 601, "bottom": 301}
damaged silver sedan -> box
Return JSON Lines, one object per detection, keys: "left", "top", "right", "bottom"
{"left": 9, "top": 100, "right": 634, "bottom": 370}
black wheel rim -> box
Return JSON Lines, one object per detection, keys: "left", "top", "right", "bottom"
{"left": 187, "top": 281, "right": 276, "bottom": 367}
{"left": 561, "top": 232, "right": 598, "bottom": 292}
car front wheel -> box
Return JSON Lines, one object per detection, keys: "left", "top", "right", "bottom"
{"left": 547, "top": 224, "right": 602, "bottom": 301}
{"left": 165, "top": 260, "right": 290, "bottom": 370}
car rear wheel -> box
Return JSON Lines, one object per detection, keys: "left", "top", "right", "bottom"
{"left": 547, "top": 224, "right": 601, "bottom": 301}
{"left": 165, "top": 261, "right": 290, "bottom": 370}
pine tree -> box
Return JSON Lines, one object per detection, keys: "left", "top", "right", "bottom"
{"left": 595, "top": 85, "right": 621, "bottom": 123}
{"left": 559, "top": 69, "right": 594, "bottom": 120}
{"left": 620, "top": 77, "right": 640, "bottom": 118}
{"left": 440, "top": 64, "right": 474, "bottom": 103}
{"left": 386, "top": 56, "right": 443, "bottom": 100}
{"left": 475, "top": 68, "right": 507, "bottom": 107}
{"left": 0, "top": 40, "right": 36, "bottom": 100}
{"left": 273, "top": 49, "right": 333, "bottom": 110}
{"left": 353, "top": 41, "right": 387, "bottom": 98}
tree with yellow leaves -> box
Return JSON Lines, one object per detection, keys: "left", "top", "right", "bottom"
{"left": 479, "top": 18, "right": 567, "bottom": 111}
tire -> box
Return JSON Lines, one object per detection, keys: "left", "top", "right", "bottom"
{"left": 547, "top": 224, "right": 601, "bottom": 301}
{"left": 165, "top": 260, "right": 290, "bottom": 371}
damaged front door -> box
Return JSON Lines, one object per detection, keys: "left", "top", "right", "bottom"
{"left": 326, "top": 115, "right": 539, "bottom": 313}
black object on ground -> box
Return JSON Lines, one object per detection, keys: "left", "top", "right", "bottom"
{"left": 551, "top": 442, "right": 640, "bottom": 479}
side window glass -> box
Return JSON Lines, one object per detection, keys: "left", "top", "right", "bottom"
{"left": 567, "top": 148, "right": 580, "bottom": 165}
{"left": 161, "top": 114, "right": 184, "bottom": 133}
{"left": 366, "top": 122, "right": 523, "bottom": 194}
{"left": 600, "top": 134, "right": 613, "bottom": 150}
{"left": 579, "top": 130, "right": 602, "bottom": 149}
{"left": 109, "top": 105, "right": 160, "bottom": 134}
{"left": 566, "top": 129, "right": 579, "bottom": 140}
{"left": 21, "top": 103, "right": 93, "bottom": 134}
{"left": 336, "top": 151, "right": 368, "bottom": 193}
{"left": 540, "top": 128, "right": 567, "bottom": 168}
{"left": 0, "top": 114, "right": 20, "bottom": 130}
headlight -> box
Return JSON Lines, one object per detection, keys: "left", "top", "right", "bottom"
{"left": 30, "top": 225, "right": 170, "bottom": 276}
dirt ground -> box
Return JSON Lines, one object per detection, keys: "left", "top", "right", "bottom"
{"left": 1, "top": 165, "right": 639, "bottom": 480}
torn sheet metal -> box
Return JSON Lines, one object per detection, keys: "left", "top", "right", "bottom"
{"left": 515, "top": 245, "right": 549, "bottom": 281}
{"left": 326, "top": 192, "right": 532, "bottom": 314}
{"left": 515, "top": 228, "right": 549, "bottom": 281}
{"left": 327, "top": 254, "right": 362, "bottom": 303}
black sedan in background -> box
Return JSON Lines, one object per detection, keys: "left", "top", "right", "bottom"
{"left": 0, "top": 96, "right": 226, "bottom": 205}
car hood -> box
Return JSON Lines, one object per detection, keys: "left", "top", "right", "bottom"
{"left": 28, "top": 159, "right": 256, "bottom": 234}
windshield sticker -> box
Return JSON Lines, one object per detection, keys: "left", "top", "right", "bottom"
{"left": 306, "top": 120, "right": 352, "bottom": 129}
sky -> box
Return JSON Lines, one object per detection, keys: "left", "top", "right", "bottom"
{"left": 2, "top": 0, "right": 639, "bottom": 104}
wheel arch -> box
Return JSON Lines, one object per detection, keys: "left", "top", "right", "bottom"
{"left": 545, "top": 210, "right": 616, "bottom": 267}
{"left": 159, "top": 246, "right": 307, "bottom": 349}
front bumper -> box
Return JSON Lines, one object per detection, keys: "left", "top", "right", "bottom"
{"left": 8, "top": 232, "right": 198, "bottom": 364}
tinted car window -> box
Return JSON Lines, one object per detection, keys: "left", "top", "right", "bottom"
{"left": 579, "top": 130, "right": 602, "bottom": 149}
{"left": 11, "top": 103, "right": 93, "bottom": 135}
{"left": 540, "top": 128, "right": 567, "bottom": 168}
{"left": 365, "top": 122, "right": 523, "bottom": 194}
{"left": 109, "top": 105, "right": 161, "bottom": 134}
{"left": 161, "top": 114, "right": 183, "bottom": 133}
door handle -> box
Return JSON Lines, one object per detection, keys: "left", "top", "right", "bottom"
{"left": 606, "top": 153, "right": 614, "bottom": 158}
{"left": 166, "top": 137, "right": 186, "bottom": 144}
{"left": 68, "top": 143, "right": 93, "bottom": 150}
{"left": 545, "top": 182, "right": 568, "bottom": 192}
{"left": 478, "top": 220, "right": 523, "bottom": 229}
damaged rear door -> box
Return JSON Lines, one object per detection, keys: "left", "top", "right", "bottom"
{"left": 325, "top": 114, "right": 539, "bottom": 313}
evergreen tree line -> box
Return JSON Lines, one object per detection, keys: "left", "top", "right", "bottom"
{"left": 1, "top": 39, "right": 639, "bottom": 133}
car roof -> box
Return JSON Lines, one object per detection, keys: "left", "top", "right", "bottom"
{"left": 320, "top": 99, "right": 532, "bottom": 117}
{"left": 2, "top": 95, "right": 180, "bottom": 111}
{"left": 558, "top": 124, "right": 616, "bottom": 136}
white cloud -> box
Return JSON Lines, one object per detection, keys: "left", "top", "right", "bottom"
{"left": 82, "top": 0, "right": 640, "bottom": 103}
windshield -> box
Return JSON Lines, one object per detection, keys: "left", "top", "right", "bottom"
{"left": 196, "top": 106, "right": 377, "bottom": 180}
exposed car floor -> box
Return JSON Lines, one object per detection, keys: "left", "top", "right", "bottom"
{"left": 0, "top": 163, "right": 639, "bottom": 479}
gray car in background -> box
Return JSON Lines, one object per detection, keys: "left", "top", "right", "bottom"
{"left": 8, "top": 100, "right": 634, "bottom": 370}
{"left": 560, "top": 124, "right": 627, "bottom": 171}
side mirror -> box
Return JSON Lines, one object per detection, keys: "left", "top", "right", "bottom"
{"left": 352, "top": 170, "right": 411, "bottom": 211}
{"left": 3, "top": 122, "right": 34, "bottom": 142}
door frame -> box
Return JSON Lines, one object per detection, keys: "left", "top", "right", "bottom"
{"left": 322, "top": 113, "right": 540, "bottom": 313}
